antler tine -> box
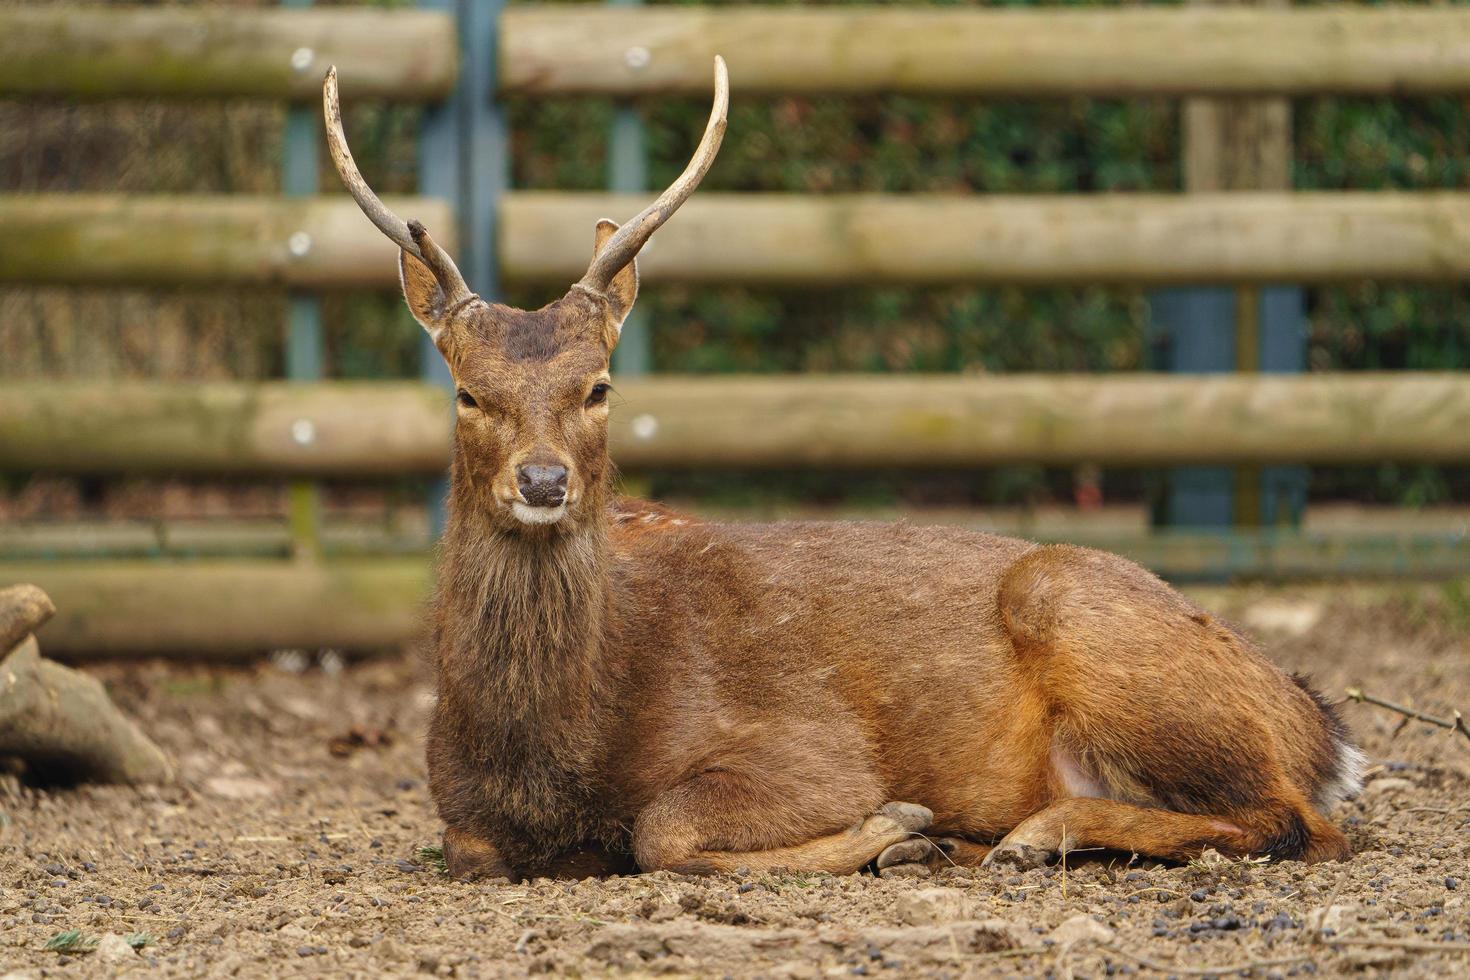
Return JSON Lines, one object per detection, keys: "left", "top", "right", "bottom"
{"left": 579, "top": 56, "right": 729, "bottom": 293}
{"left": 322, "top": 66, "right": 472, "bottom": 304}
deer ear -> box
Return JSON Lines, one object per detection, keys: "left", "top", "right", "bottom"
{"left": 593, "top": 219, "right": 638, "bottom": 349}
{"left": 399, "top": 247, "right": 451, "bottom": 348}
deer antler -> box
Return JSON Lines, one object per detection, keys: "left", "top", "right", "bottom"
{"left": 579, "top": 56, "right": 729, "bottom": 294}
{"left": 322, "top": 66, "right": 473, "bottom": 306}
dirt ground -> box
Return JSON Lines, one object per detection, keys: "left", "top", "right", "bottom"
{"left": 3, "top": 581, "right": 1470, "bottom": 978}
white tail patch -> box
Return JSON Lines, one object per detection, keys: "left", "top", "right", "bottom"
{"left": 1316, "top": 739, "right": 1367, "bottom": 809}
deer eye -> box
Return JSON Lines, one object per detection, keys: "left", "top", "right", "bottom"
{"left": 456, "top": 389, "right": 478, "bottom": 409}
{"left": 586, "top": 382, "right": 611, "bottom": 407}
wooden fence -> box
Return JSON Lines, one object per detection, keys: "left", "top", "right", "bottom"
{"left": 5, "top": 2, "right": 1470, "bottom": 654}
{"left": 5, "top": 375, "right": 1470, "bottom": 474}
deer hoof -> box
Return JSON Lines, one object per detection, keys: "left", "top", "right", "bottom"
{"left": 982, "top": 841, "right": 1052, "bottom": 870}
{"left": 876, "top": 838, "right": 935, "bottom": 870}
{"left": 871, "top": 801, "right": 934, "bottom": 833}
{"left": 875, "top": 835, "right": 960, "bottom": 875}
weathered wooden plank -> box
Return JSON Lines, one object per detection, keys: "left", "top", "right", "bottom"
{"left": 3, "top": 375, "right": 1470, "bottom": 475}
{"left": 0, "top": 382, "right": 450, "bottom": 477}
{"left": 0, "top": 7, "right": 457, "bottom": 101}
{"left": 502, "top": 7, "right": 1470, "bottom": 96}
{"left": 12, "top": 192, "right": 1470, "bottom": 288}
{"left": 0, "top": 195, "right": 454, "bottom": 287}
{"left": 501, "top": 191, "right": 1470, "bottom": 285}
{"left": 608, "top": 374, "right": 1470, "bottom": 468}
{"left": 0, "top": 559, "right": 430, "bottom": 657}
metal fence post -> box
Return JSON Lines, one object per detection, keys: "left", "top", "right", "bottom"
{"left": 418, "top": 0, "right": 508, "bottom": 535}
{"left": 608, "top": 0, "right": 651, "bottom": 378}
{"left": 1148, "top": 289, "right": 1307, "bottom": 530}
{"left": 283, "top": 0, "right": 322, "bottom": 558}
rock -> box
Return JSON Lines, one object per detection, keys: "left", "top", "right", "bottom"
{"left": 894, "top": 887, "right": 975, "bottom": 925}
{"left": 1306, "top": 904, "right": 1354, "bottom": 934}
{"left": 202, "top": 776, "right": 275, "bottom": 800}
{"left": 1049, "top": 914, "right": 1115, "bottom": 946}
{"left": 94, "top": 933, "right": 138, "bottom": 965}
{"left": 1192, "top": 848, "right": 1229, "bottom": 869}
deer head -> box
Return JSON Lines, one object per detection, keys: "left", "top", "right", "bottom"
{"left": 323, "top": 59, "right": 727, "bottom": 533}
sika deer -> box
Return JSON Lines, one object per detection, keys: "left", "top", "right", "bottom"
{"left": 324, "top": 60, "right": 1363, "bottom": 880}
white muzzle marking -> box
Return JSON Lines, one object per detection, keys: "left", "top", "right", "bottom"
{"left": 511, "top": 501, "right": 567, "bottom": 525}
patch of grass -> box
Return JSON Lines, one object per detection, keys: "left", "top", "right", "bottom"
{"left": 417, "top": 844, "right": 448, "bottom": 875}
{"left": 44, "top": 929, "right": 98, "bottom": 953}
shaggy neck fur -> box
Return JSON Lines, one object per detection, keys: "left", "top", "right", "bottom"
{"left": 430, "top": 465, "right": 621, "bottom": 863}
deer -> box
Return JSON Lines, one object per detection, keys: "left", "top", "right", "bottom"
{"left": 323, "top": 59, "right": 1363, "bottom": 882}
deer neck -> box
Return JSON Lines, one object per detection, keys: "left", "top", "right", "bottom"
{"left": 434, "top": 483, "right": 617, "bottom": 777}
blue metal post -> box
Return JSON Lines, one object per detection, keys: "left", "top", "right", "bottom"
{"left": 462, "top": 0, "right": 506, "bottom": 304}
{"left": 1256, "top": 286, "right": 1309, "bottom": 527}
{"left": 609, "top": 0, "right": 651, "bottom": 377}
{"left": 1149, "top": 287, "right": 1306, "bottom": 528}
{"left": 284, "top": 0, "right": 322, "bottom": 557}
{"left": 418, "top": 0, "right": 508, "bottom": 535}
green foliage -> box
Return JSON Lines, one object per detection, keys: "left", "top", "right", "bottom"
{"left": 417, "top": 843, "right": 449, "bottom": 875}
{"left": 44, "top": 929, "right": 98, "bottom": 953}
{"left": 40, "top": 929, "right": 152, "bottom": 955}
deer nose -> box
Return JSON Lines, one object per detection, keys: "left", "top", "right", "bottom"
{"left": 516, "top": 464, "right": 568, "bottom": 508}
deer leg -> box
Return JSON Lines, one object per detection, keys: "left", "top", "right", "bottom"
{"left": 634, "top": 769, "right": 932, "bottom": 875}
{"left": 984, "top": 796, "right": 1348, "bottom": 868}
{"left": 991, "top": 544, "right": 1358, "bottom": 867}
{"left": 442, "top": 825, "right": 516, "bottom": 881}
{"left": 985, "top": 798, "right": 1249, "bottom": 868}
{"left": 443, "top": 826, "right": 636, "bottom": 881}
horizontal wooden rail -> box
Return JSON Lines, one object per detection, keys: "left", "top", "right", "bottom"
{"left": 0, "top": 7, "right": 457, "bottom": 101}
{"left": 0, "top": 382, "right": 450, "bottom": 477}
{"left": 10, "top": 534, "right": 1470, "bottom": 655}
{"left": 502, "top": 191, "right": 1470, "bottom": 285}
{"left": 0, "top": 195, "right": 454, "bottom": 288}
{"left": 0, "top": 559, "right": 430, "bottom": 657}
{"left": 502, "top": 7, "right": 1470, "bottom": 96}
{"left": 4, "top": 375, "right": 1470, "bottom": 475}
{"left": 11, "top": 192, "right": 1470, "bottom": 288}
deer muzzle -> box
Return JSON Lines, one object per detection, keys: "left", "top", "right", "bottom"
{"left": 517, "top": 463, "right": 569, "bottom": 509}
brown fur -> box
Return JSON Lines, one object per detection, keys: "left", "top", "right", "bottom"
{"left": 395, "top": 235, "right": 1360, "bottom": 881}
